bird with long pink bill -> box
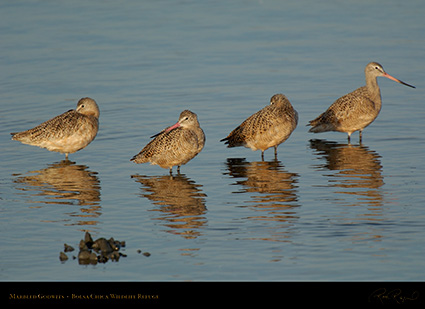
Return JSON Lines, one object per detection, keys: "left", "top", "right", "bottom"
{"left": 308, "top": 62, "right": 415, "bottom": 142}
{"left": 130, "top": 110, "right": 205, "bottom": 175}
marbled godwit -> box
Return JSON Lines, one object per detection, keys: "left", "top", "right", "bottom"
{"left": 131, "top": 110, "right": 205, "bottom": 175}
{"left": 308, "top": 62, "right": 415, "bottom": 142}
{"left": 220, "top": 94, "right": 298, "bottom": 160}
{"left": 11, "top": 97, "right": 99, "bottom": 159}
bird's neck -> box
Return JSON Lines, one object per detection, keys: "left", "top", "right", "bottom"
{"left": 366, "top": 76, "right": 382, "bottom": 110}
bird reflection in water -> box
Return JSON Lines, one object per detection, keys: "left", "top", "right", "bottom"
{"left": 224, "top": 158, "right": 300, "bottom": 243}
{"left": 132, "top": 174, "right": 207, "bottom": 239}
{"left": 309, "top": 139, "right": 386, "bottom": 244}
{"left": 13, "top": 160, "right": 101, "bottom": 227}
{"left": 310, "top": 139, "right": 384, "bottom": 208}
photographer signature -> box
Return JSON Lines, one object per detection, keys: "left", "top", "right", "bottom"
{"left": 369, "top": 288, "right": 419, "bottom": 304}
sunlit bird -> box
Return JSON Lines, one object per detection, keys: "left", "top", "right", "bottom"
{"left": 11, "top": 97, "right": 99, "bottom": 159}
{"left": 308, "top": 62, "right": 415, "bottom": 142}
{"left": 131, "top": 110, "right": 205, "bottom": 175}
{"left": 220, "top": 93, "right": 298, "bottom": 160}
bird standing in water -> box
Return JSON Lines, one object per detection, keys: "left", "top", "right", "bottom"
{"left": 220, "top": 93, "right": 298, "bottom": 160}
{"left": 131, "top": 110, "right": 205, "bottom": 175}
{"left": 11, "top": 97, "right": 99, "bottom": 159}
{"left": 308, "top": 62, "right": 415, "bottom": 142}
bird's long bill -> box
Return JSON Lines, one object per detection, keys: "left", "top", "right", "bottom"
{"left": 384, "top": 72, "right": 415, "bottom": 88}
{"left": 165, "top": 122, "right": 181, "bottom": 132}
{"left": 150, "top": 122, "right": 181, "bottom": 138}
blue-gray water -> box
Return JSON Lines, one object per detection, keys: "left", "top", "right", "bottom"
{"left": 1, "top": 0, "right": 425, "bottom": 281}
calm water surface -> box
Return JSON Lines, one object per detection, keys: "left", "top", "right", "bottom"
{"left": 1, "top": 0, "right": 425, "bottom": 281}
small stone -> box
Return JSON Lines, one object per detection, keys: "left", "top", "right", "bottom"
{"left": 143, "top": 252, "right": 151, "bottom": 257}
{"left": 64, "top": 243, "right": 74, "bottom": 252}
{"left": 84, "top": 232, "right": 94, "bottom": 248}
{"left": 78, "top": 249, "right": 98, "bottom": 265}
{"left": 78, "top": 249, "right": 92, "bottom": 260}
{"left": 90, "top": 252, "right": 98, "bottom": 261}
{"left": 79, "top": 239, "right": 88, "bottom": 250}
{"left": 109, "top": 251, "right": 120, "bottom": 261}
{"left": 59, "top": 252, "right": 68, "bottom": 261}
{"left": 97, "top": 254, "right": 108, "bottom": 263}
{"left": 108, "top": 238, "right": 120, "bottom": 251}
{"left": 92, "top": 238, "right": 113, "bottom": 254}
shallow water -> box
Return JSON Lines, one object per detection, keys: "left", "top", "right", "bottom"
{"left": 1, "top": 0, "right": 425, "bottom": 281}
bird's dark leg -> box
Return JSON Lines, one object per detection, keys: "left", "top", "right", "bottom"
{"left": 359, "top": 130, "right": 363, "bottom": 143}
{"left": 169, "top": 167, "right": 173, "bottom": 175}
{"left": 261, "top": 151, "right": 264, "bottom": 161}
{"left": 274, "top": 146, "right": 278, "bottom": 159}
{"left": 347, "top": 133, "right": 351, "bottom": 144}
{"left": 177, "top": 166, "right": 181, "bottom": 174}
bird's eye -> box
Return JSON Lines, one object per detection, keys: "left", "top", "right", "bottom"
{"left": 81, "top": 105, "right": 85, "bottom": 108}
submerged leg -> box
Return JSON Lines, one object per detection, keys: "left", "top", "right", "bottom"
{"left": 359, "top": 130, "right": 363, "bottom": 143}
{"left": 274, "top": 146, "right": 278, "bottom": 159}
{"left": 177, "top": 166, "right": 181, "bottom": 174}
{"left": 261, "top": 150, "right": 264, "bottom": 161}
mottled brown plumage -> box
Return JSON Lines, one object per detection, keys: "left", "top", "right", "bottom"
{"left": 131, "top": 110, "right": 205, "bottom": 174}
{"left": 220, "top": 94, "right": 298, "bottom": 160}
{"left": 308, "top": 62, "right": 415, "bottom": 142}
{"left": 11, "top": 97, "right": 99, "bottom": 159}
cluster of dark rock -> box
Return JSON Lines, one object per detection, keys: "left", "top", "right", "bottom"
{"left": 59, "top": 232, "right": 127, "bottom": 264}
